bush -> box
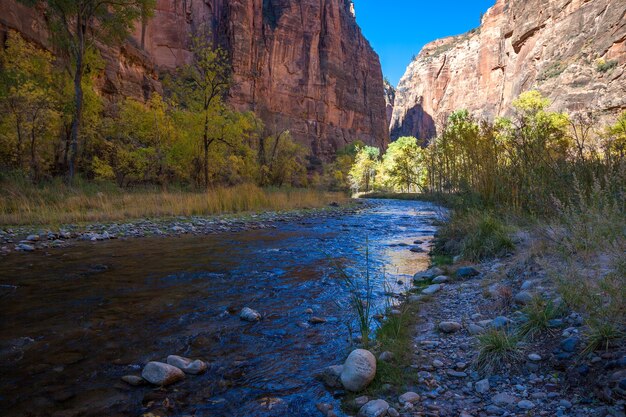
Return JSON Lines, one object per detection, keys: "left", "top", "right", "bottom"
{"left": 596, "top": 59, "right": 618, "bottom": 73}
{"left": 433, "top": 210, "right": 514, "bottom": 261}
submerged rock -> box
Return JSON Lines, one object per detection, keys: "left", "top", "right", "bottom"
{"left": 341, "top": 349, "right": 377, "bottom": 392}
{"left": 309, "top": 316, "right": 327, "bottom": 324}
{"left": 166, "top": 355, "right": 207, "bottom": 374}
{"left": 141, "top": 361, "right": 185, "bottom": 386}
{"left": 240, "top": 307, "right": 261, "bottom": 322}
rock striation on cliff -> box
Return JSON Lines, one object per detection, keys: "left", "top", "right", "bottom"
{"left": 390, "top": 0, "right": 626, "bottom": 140}
{"left": 0, "top": 0, "right": 389, "bottom": 161}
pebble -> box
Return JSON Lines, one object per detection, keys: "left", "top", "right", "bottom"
{"left": 439, "top": 321, "right": 462, "bottom": 333}
{"left": 166, "top": 355, "right": 207, "bottom": 374}
{"left": 387, "top": 407, "right": 400, "bottom": 417}
{"left": 141, "top": 361, "right": 185, "bottom": 386}
{"left": 398, "top": 391, "right": 420, "bottom": 405}
{"left": 422, "top": 284, "right": 442, "bottom": 295}
{"left": 491, "top": 316, "right": 510, "bottom": 329}
{"left": 240, "top": 307, "right": 261, "bottom": 322}
{"left": 358, "top": 399, "right": 389, "bottom": 417}
{"left": 121, "top": 375, "right": 145, "bottom": 386}
{"left": 492, "top": 392, "right": 518, "bottom": 406}
{"left": 432, "top": 275, "right": 449, "bottom": 283}
{"left": 517, "top": 400, "right": 535, "bottom": 410}
{"left": 309, "top": 316, "right": 328, "bottom": 324}
{"left": 475, "top": 379, "right": 490, "bottom": 394}
{"left": 514, "top": 291, "right": 533, "bottom": 305}
{"left": 468, "top": 324, "right": 485, "bottom": 335}
{"left": 528, "top": 353, "right": 542, "bottom": 361}
{"left": 433, "top": 359, "right": 444, "bottom": 368}
{"left": 560, "top": 337, "right": 579, "bottom": 353}
{"left": 378, "top": 351, "right": 393, "bottom": 362}
{"left": 456, "top": 266, "right": 480, "bottom": 278}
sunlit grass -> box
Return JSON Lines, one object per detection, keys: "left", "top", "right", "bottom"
{"left": 0, "top": 179, "right": 349, "bottom": 226}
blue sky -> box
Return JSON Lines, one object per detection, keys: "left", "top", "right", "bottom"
{"left": 354, "top": 0, "right": 495, "bottom": 86}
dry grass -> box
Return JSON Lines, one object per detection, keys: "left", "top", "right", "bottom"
{"left": 0, "top": 179, "right": 349, "bottom": 227}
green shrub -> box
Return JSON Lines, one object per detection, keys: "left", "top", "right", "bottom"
{"left": 434, "top": 210, "right": 514, "bottom": 261}
{"left": 596, "top": 59, "right": 618, "bottom": 73}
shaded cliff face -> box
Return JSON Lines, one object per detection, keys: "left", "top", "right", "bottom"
{"left": 391, "top": 0, "right": 626, "bottom": 140}
{"left": 0, "top": 0, "right": 389, "bottom": 161}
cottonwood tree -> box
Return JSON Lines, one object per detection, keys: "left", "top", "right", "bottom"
{"left": 349, "top": 145, "right": 381, "bottom": 192}
{"left": 380, "top": 136, "right": 426, "bottom": 192}
{"left": 20, "top": 0, "right": 155, "bottom": 182}
{"left": 171, "top": 31, "right": 232, "bottom": 188}
{"left": 0, "top": 31, "right": 60, "bottom": 180}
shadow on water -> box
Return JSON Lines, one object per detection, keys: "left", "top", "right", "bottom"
{"left": 0, "top": 199, "right": 442, "bottom": 417}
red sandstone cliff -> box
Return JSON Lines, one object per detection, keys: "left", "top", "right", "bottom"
{"left": 0, "top": 0, "right": 389, "bottom": 161}
{"left": 390, "top": 0, "right": 626, "bottom": 140}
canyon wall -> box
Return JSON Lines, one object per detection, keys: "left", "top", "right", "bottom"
{"left": 391, "top": 0, "right": 626, "bottom": 140}
{"left": 0, "top": 0, "right": 389, "bottom": 162}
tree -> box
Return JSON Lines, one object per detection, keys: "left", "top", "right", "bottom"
{"left": 171, "top": 30, "right": 232, "bottom": 188}
{"left": 380, "top": 136, "right": 426, "bottom": 192}
{"left": 348, "top": 145, "right": 381, "bottom": 192}
{"left": 20, "top": 0, "right": 156, "bottom": 182}
{"left": 259, "top": 131, "right": 308, "bottom": 187}
{"left": 0, "top": 31, "right": 60, "bottom": 179}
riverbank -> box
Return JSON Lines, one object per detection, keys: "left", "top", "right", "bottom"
{"left": 0, "top": 179, "right": 348, "bottom": 226}
{"left": 329, "top": 199, "right": 625, "bottom": 417}
{"left": 0, "top": 199, "right": 360, "bottom": 256}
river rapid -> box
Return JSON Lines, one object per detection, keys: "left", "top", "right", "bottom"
{"left": 0, "top": 199, "right": 442, "bottom": 417}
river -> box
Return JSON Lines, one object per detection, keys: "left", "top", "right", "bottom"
{"left": 0, "top": 199, "right": 442, "bottom": 417}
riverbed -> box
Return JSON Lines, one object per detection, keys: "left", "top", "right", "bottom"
{"left": 0, "top": 199, "right": 442, "bottom": 417}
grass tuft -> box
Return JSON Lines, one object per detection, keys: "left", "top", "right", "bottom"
{"left": 474, "top": 328, "right": 522, "bottom": 374}
{"left": 582, "top": 321, "right": 625, "bottom": 356}
{"left": 517, "top": 296, "right": 561, "bottom": 339}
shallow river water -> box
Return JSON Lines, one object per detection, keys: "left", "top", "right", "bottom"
{"left": 0, "top": 199, "right": 442, "bottom": 417}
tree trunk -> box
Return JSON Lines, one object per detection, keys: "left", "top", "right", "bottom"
{"left": 30, "top": 126, "right": 38, "bottom": 181}
{"left": 68, "top": 22, "right": 85, "bottom": 184}
{"left": 203, "top": 112, "right": 209, "bottom": 188}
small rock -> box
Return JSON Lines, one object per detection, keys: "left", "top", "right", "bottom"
{"left": 475, "top": 379, "right": 490, "bottom": 394}
{"left": 468, "top": 324, "right": 485, "bottom": 335}
{"left": 514, "top": 291, "right": 533, "bottom": 305}
{"left": 358, "top": 399, "right": 389, "bottom": 417}
{"left": 316, "top": 365, "right": 343, "bottom": 388}
{"left": 446, "top": 369, "right": 467, "bottom": 378}
{"left": 456, "top": 266, "right": 480, "bottom": 278}
{"left": 378, "top": 351, "right": 393, "bottom": 362}
{"left": 26, "top": 234, "right": 40, "bottom": 242}
{"left": 422, "top": 284, "right": 441, "bottom": 295}
{"left": 439, "top": 321, "right": 462, "bottom": 333}
{"left": 492, "top": 392, "right": 518, "bottom": 406}
{"left": 491, "top": 316, "right": 510, "bottom": 329}
{"left": 517, "top": 400, "right": 535, "bottom": 410}
{"left": 561, "top": 337, "right": 579, "bottom": 353}
{"left": 432, "top": 359, "right": 444, "bottom": 368}
{"left": 240, "top": 307, "right": 261, "bottom": 322}
{"left": 341, "top": 349, "right": 377, "bottom": 392}
{"left": 166, "top": 355, "right": 207, "bottom": 374}
{"left": 141, "top": 361, "right": 185, "bottom": 386}
{"left": 528, "top": 353, "right": 542, "bottom": 362}
{"left": 559, "top": 399, "right": 572, "bottom": 409}
{"left": 15, "top": 243, "right": 35, "bottom": 252}
{"left": 387, "top": 407, "right": 399, "bottom": 417}
{"left": 121, "top": 375, "right": 145, "bottom": 386}
{"left": 305, "top": 308, "right": 314, "bottom": 314}
{"left": 520, "top": 280, "right": 534, "bottom": 290}
{"left": 398, "top": 391, "right": 420, "bottom": 405}
{"left": 409, "top": 246, "right": 424, "bottom": 253}
{"left": 432, "top": 275, "right": 449, "bottom": 283}
{"left": 354, "top": 395, "right": 369, "bottom": 408}
{"left": 309, "top": 316, "right": 327, "bottom": 324}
